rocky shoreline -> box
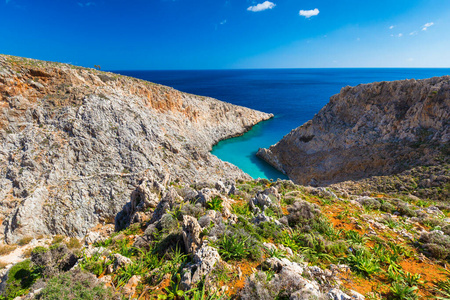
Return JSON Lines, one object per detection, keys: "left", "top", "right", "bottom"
{"left": 257, "top": 76, "right": 449, "bottom": 186}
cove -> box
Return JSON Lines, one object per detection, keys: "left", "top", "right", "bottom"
{"left": 114, "top": 68, "right": 450, "bottom": 181}
{"left": 211, "top": 117, "right": 288, "bottom": 180}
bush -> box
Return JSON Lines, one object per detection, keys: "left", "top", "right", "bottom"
{"left": 31, "top": 244, "right": 78, "bottom": 277}
{"left": 1, "top": 259, "right": 41, "bottom": 299}
{"left": 359, "top": 198, "right": 381, "bottom": 210}
{"left": 419, "top": 231, "right": 450, "bottom": 259}
{"left": 380, "top": 201, "right": 396, "bottom": 213}
{"left": 285, "top": 200, "right": 321, "bottom": 228}
{"left": 66, "top": 237, "right": 82, "bottom": 249}
{"left": 35, "top": 269, "right": 119, "bottom": 300}
{"left": 18, "top": 236, "right": 34, "bottom": 246}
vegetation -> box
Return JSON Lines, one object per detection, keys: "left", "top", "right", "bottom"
{"left": 2, "top": 177, "right": 449, "bottom": 299}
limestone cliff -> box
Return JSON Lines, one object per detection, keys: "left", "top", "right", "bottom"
{"left": 257, "top": 76, "right": 449, "bottom": 186}
{"left": 0, "top": 55, "right": 272, "bottom": 243}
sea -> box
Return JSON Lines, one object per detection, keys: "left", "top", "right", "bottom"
{"left": 113, "top": 69, "right": 450, "bottom": 180}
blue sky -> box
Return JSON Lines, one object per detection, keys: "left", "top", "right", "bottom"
{"left": 1, "top": 0, "right": 450, "bottom": 69}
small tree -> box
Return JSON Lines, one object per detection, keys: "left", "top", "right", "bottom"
{"left": 94, "top": 65, "right": 101, "bottom": 70}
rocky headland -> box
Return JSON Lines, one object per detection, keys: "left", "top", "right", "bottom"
{"left": 0, "top": 55, "right": 272, "bottom": 243}
{"left": 257, "top": 77, "right": 449, "bottom": 187}
{"left": 1, "top": 56, "right": 450, "bottom": 300}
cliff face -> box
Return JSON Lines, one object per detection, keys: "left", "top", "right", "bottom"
{"left": 257, "top": 76, "right": 450, "bottom": 186}
{"left": 0, "top": 55, "right": 272, "bottom": 243}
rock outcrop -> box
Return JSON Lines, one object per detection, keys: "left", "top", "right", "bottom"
{"left": 0, "top": 55, "right": 272, "bottom": 243}
{"left": 257, "top": 76, "right": 450, "bottom": 186}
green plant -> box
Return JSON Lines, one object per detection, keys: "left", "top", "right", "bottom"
{"left": 344, "top": 248, "right": 381, "bottom": 277}
{"left": 266, "top": 247, "right": 286, "bottom": 259}
{"left": 94, "top": 238, "right": 113, "bottom": 248}
{"left": 114, "top": 238, "right": 135, "bottom": 258}
{"left": 344, "top": 230, "right": 367, "bottom": 245}
{"left": 278, "top": 231, "right": 300, "bottom": 252}
{"left": 115, "top": 259, "right": 146, "bottom": 287}
{"left": 389, "top": 281, "right": 418, "bottom": 300}
{"left": 36, "top": 269, "right": 117, "bottom": 300}
{"left": 188, "top": 281, "right": 225, "bottom": 300}
{"left": 79, "top": 251, "right": 109, "bottom": 277}
{"left": 2, "top": 259, "right": 42, "bottom": 299}
{"left": 432, "top": 278, "right": 450, "bottom": 299}
{"left": 216, "top": 233, "right": 250, "bottom": 261}
{"left": 206, "top": 196, "right": 223, "bottom": 212}
{"left": 158, "top": 273, "right": 196, "bottom": 299}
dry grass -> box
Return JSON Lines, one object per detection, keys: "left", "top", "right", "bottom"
{"left": 18, "top": 236, "right": 34, "bottom": 246}
{"left": 0, "top": 244, "right": 17, "bottom": 256}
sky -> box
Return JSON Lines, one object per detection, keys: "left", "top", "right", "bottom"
{"left": 1, "top": 0, "right": 450, "bottom": 69}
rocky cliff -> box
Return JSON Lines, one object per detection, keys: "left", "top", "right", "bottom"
{"left": 257, "top": 76, "right": 450, "bottom": 186}
{"left": 0, "top": 55, "right": 272, "bottom": 243}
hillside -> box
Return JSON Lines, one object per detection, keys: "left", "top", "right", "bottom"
{"left": 0, "top": 55, "right": 272, "bottom": 244}
{"left": 257, "top": 77, "right": 449, "bottom": 187}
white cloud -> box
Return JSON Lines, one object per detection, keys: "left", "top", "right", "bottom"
{"left": 78, "top": 2, "right": 95, "bottom": 7}
{"left": 389, "top": 25, "right": 395, "bottom": 30}
{"left": 422, "top": 22, "right": 434, "bottom": 31}
{"left": 220, "top": 19, "right": 227, "bottom": 25}
{"left": 410, "top": 31, "right": 418, "bottom": 36}
{"left": 247, "top": 1, "right": 275, "bottom": 12}
{"left": 299, "top": 8, "right": 319, "bottom": 18}
{"left": 398, "top": 33, "right": 403, "bottom": 37}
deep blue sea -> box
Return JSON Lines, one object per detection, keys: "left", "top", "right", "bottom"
{"left": 113, "top": 69, "right": 450, "bottom": 180}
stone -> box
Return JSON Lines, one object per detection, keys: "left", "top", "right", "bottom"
{"left": 84, "top": 232, "right": 101, "bottom": 245}
{"left": 122, "top": 275, "right": 141, "bottom": 297}
{"left": 180, "top": 245, "right": 221, "bottom": 290}
{"left": 113, "top": 253, "right": 132, "bottom": 269}
{"left": 182, "top": 215, "right": 202, "bottom": 254}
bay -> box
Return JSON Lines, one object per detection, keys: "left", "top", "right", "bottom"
{"left": 114, "top": 69, "right": 450, "bottom": 180}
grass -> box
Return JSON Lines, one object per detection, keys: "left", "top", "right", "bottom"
{"left": 17, "top": 237, "right": 33, "bottom": 246}
{"left": 0, "top": 244, "right": 17, "bottom": 256}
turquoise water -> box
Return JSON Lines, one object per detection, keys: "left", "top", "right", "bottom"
{"left": 211, "top": 118, "right": 288, "bottom": 180}
{"left": 114, "top": 69, "right": 450, "bottom": 180}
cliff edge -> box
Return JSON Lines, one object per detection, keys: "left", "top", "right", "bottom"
{"left": 257, "top": 76, "right": 449, "bottom": 186}
{"left": 0, "top": 55, "right": 272, "bottom": 243}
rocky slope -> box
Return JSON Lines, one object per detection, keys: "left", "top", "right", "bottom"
{"left": 257, "top": 77, "right": 450, "bottom": 186}
{"left": 0, "top": 55, "right": 272, "bottom": 243}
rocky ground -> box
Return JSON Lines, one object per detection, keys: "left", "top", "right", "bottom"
{"left": 1, "top": 178, "right": 450, "bottom": 299}
{"left": 257, "top": 77, "right": 450, "bottom": 186}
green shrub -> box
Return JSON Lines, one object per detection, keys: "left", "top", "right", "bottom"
{"left": 36, "top": 269, "right": 118, "bottom": 300}
{"left": 2, "top": 260, "right": 41, "bottom": 299}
